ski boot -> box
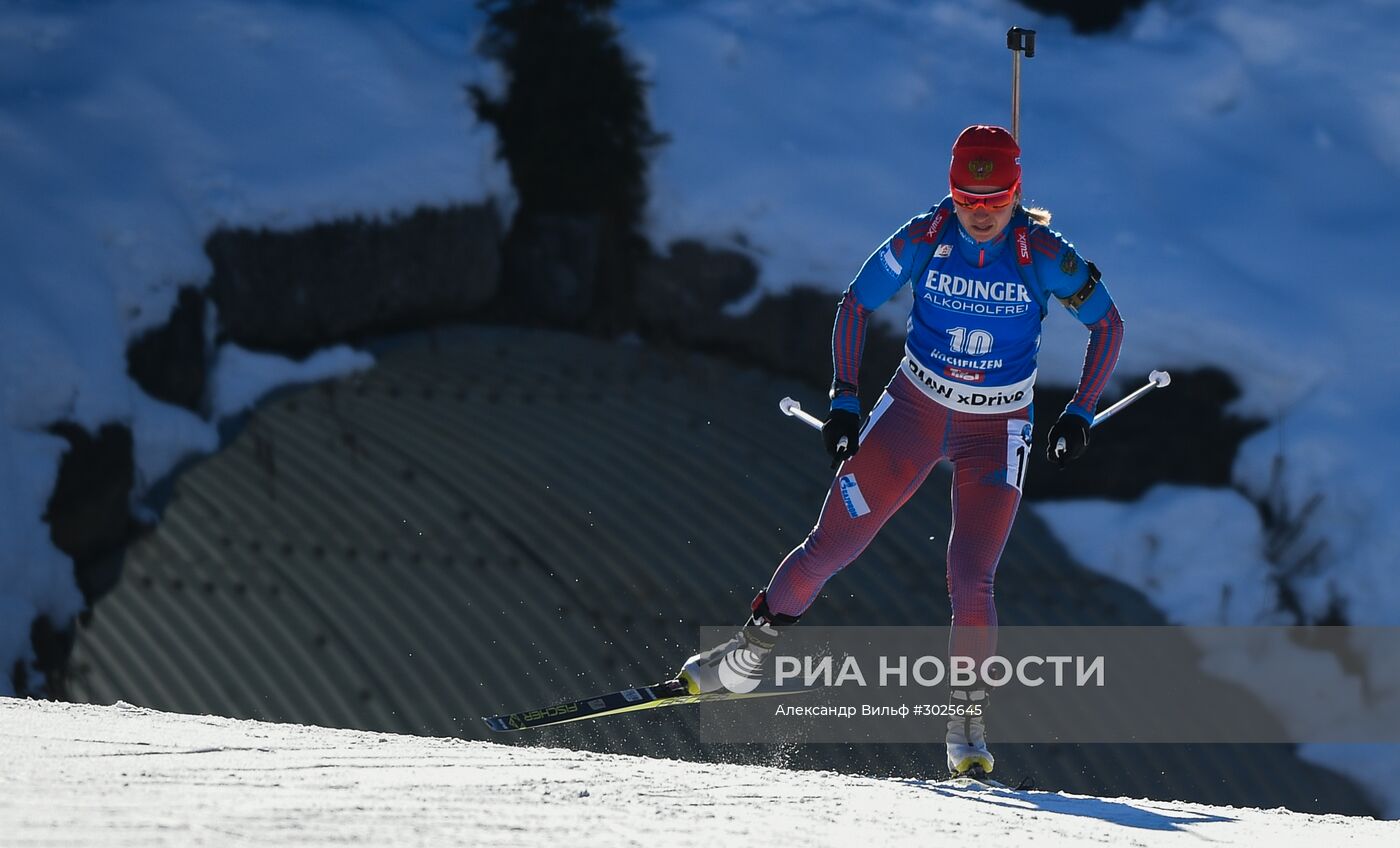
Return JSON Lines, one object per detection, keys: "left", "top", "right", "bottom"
{"left": 945, "top": 687, "right": 994, "bottom": 777}
{"left": 677, "top": 591, "right": 798, "bottom": 695}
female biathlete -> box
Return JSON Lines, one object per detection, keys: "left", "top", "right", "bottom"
{"left": 679, "top": 125, "right": 1124, "bottom": 777}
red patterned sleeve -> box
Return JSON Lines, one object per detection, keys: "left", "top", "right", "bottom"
{"left": 1066, "top": 303, "right": 1124, "bottom": 421}
{"left": 830, "top": 289, "right": 871, "bottom": 412}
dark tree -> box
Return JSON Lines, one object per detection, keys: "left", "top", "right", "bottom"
{"left": 468, "top": 0, "right": 666, "bottom": 331}
{"left": 1014, "top": 0, "right": 1150, "bottom": 34}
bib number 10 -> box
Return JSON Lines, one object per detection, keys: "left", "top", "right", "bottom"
{"left": 948, "top": 327, "right": 994, "bottom": 356}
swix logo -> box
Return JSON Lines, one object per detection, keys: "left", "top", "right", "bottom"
{"left": 930, "top": 208, "right": 949, "bottom": 239}
{"left": 910, "top": 209, "right": 950, "bottom": 244}
{"left": 945, "top": 367, "right": 985, "bottom": 383}
{"left": 1014, "top": 227, "right": 1031, "bottom": 265}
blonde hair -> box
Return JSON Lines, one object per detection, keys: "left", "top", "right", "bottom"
{"left": 1022, "top": 204, "right": 1052, "bottom": 226}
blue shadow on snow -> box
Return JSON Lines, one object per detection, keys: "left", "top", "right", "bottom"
{"left": 896, "top": 778, "right": 1237, "bottom": 833}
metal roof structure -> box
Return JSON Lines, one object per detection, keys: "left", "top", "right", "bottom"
{"left": 67, "top": 326, "right": 1376, "bottom": 815}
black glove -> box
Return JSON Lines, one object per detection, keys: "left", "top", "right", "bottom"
{"left": 822, "top": 409, "right": 862, "bottom": 468}
{"left": 1045, "top": 412, "right": 1091, "bottom": 469}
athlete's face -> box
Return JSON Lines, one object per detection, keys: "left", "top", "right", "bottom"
{"left": 952, "top": 183, "right": 1020, "bottom": 243}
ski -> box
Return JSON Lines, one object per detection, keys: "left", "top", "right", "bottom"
{"left": 483, "top": 678, "right": 796, "bottom": 732}
{"left": 940, "top": 766, "right": 1036, "bottom": 791}
{"left": 942, "top": 774, "right": 1009, "bottom": 790}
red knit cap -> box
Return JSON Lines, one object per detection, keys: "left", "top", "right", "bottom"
{"left": 949, "top": 125, "right": 1021, "bottom": 190}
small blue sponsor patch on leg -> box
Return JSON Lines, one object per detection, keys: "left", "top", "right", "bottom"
{"left": 838, "top": 474, "right": 871, "bottom": 518}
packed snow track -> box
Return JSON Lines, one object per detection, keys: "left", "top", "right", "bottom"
{"left": 1, "top": 699, "right": 1393, "bottom": 847}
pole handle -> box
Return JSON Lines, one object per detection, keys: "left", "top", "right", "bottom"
{"left": 1007, "top": 27, "right": 1036, "bottom": 58}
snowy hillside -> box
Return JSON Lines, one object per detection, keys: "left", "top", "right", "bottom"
{"left": 1, "top": 697, "right": 1393, "bottom": 847}
{"left": 0, "top": 0, "right": 497, "bottom": 695}
{"left": 3, "top": 0, "right": 1400, "bottom": 825}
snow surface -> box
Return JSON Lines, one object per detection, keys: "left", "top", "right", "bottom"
{"left": 208, "top": 343, "right": 376, "bottom": 420}
{"left": 0, "top": 697, "right": 1392, "bottom": 847}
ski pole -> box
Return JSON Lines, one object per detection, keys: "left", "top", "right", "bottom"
{"left": 1054, "top": 370, "right": 1172, "bottom": 457}
{"left": 1007, "top": 27, "right": 1036, "bottom": 142}
{"left": 778, "top": 397, "right": 850, "bottom": 453}
{"left": 1092, "top": 369, "right": 1171, "bottom": 427}
{"left": 787, "top": 368, "right": 1169, "bottom": 459}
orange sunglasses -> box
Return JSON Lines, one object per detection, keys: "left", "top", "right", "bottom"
{"left": 951, "top": 180, "right": 1021, "bottom": 211}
